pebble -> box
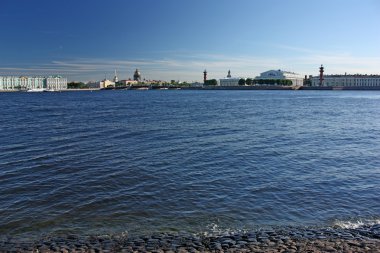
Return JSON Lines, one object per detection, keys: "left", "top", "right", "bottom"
{"left": 325, "top": 246, "right": 337, "bottom": 252}
{"left": 1, "top": 226, "right": 380, "bottom": 252}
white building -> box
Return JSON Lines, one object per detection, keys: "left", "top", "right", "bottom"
{"left": 255, "top": 69, "right": 304, "bottom": 86}
{"left": 219, "top": 70, "right": 243, "bottom": 86}
{"left": 46, "top": 76, "right": 68, "bottom": 90}
{"left": 0, "top": 75, "right": 67, "bottom": 90}
{"left": 99, "top": 79, "right": 115, "bottom": 88}
{"left": 311, "top": 74, "right": 380, "bottom": 87}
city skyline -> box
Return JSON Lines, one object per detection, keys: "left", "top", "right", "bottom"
{"left": 1, "top": 0, "right": 380, "bottom": 82}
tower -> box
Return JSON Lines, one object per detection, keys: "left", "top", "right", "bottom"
{"left": 203, "top": 69, "right": 207, "bottom": 83}
{"left": 319, "top": 65, "right": 324, "bottom": 86}
{"left": 134, "top": 69, "right": 141, "bottom": 82}
{"left": 113, "top": 69, "right": 118, "bottom": 83}
{"left": 227, "top": 70, "right": 231, "bottom": 78}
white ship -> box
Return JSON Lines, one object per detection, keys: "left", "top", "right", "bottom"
{"left": 27, "top": 88, "right": 48, "bottom": 92}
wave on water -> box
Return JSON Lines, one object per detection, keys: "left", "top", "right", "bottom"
{"left": 1, "top": 91, "right": 380, "bottom": 239}
{"left": 332, "top": 217, "right": 380, "bottom": 229}
{"left": 202, "top": 223, "right": 249, "bottom": 237}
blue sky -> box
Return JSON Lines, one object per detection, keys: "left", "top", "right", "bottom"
{"left": 1, "top": 0, "right": 380, "bottom": 82}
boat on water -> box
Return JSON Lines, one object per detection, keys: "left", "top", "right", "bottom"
{"left": 26, "top": 88, "right": 61, "bottom": 92}
{"left": 27, "top": 88, "right": 48, "bottom": 92}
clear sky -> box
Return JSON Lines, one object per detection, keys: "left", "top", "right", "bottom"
{"left": 1, "top": 0, "right": 380, "bottom": 82}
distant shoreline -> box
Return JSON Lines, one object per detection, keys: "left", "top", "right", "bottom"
{"left": 197, "top": 86, "right": 380, "bottom": 91}
{"left": 2, "top": 86, "right": 380, "bottom": 93}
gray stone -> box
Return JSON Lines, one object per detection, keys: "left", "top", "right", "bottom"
{"left": 347, "top": 240, "right": 361, "bottom": 247}
{"left": 247, "top": 237, "right": 257, "bottom": 242}
{"left": 222, "top": 243, "right": 230, "bottom": 248}
{"left": 325, "top": 246, "right": 337, "bottom": 252}
{"left": 210, "top": 242, "right": 222, "bottom": 250}
{"left": 170, "top": 243, "right": 180, "bottom": 250}
{"left": 148, "top": 238, "right": 160, "bottom": 244}
{"left": 258, "top": 238, "right": 270, "bottom": 244}
{"left": 146, "top": 246, "right": 156, "bottom": 251}
{"left": 67, "top": 235, "right": 77, "bottom": 240}
{"left": 221, "top": 239, "right": 235, "bottom": 246}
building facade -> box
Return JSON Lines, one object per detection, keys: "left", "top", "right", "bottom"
{"left": 219, "top": 70, "right": 243, "bottom": 86}
{"left": 311, "top": 74, "right": 380, "bottom": 87}
{"left": 0, "top": 75, "right": 67, "bottom": 90}
{"left": 46, "top": 76, "right": 68, "bottom": 90}
{"left": 119, "top": 79, "right": 138, "bottom": 85}
{"left": 99, "top": 79, "right": 115, "bottom": 88}
{"left": 219, "top": 77, "right": 241, "bottom": 86}
{"left": 255, "top": 70, "right": 304, "bottom": 86}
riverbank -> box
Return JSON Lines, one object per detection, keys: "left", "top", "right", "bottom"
{"left": 2, "top": 86, "right": 380, "bottom": 92}
{"left": 2, "top": 225, "right": 379, "bottom": 252}
{"left": 0, "top": 89, "right": 101, "bottom": 93}
{"left": 66, "top": 85, "right": 380, "bottom": 91}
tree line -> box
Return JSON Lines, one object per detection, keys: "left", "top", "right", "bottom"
{"left": 67, "top": 82, "right": 89, "bottom": 89}
{"left": 204, "top": 79, "right": 293, "bottom": 86}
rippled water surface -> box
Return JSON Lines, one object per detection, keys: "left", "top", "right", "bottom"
{"left": 0, "top": 90, "right": 379, "bottom": 238}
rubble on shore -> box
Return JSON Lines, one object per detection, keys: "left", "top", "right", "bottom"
{"left": 1, "top": 225, "right": 380, "bottom": 252}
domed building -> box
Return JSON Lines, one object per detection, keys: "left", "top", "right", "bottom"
{"left": 133, "top": 69, "right": 141, "bottom": 82}
{"left": 255, "top": 69, "right": 303, "bottom": 86}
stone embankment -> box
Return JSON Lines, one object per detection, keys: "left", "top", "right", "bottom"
{"left": 1, "top": 225, "right": 380, "bottom": 252}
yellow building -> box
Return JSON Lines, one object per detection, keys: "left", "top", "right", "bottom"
{"left": 99, "top": 79, "right": 115, "bottom": 88}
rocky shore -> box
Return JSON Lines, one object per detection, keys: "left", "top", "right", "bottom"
{"left": 1, "top": 225, "right": 380, "bottom": 253}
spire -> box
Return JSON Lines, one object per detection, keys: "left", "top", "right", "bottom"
{"left": 113, "top": 69, "right": 118, "bottom": 83}
{"left": 227, "top": 70, "right": 231, "bottom": 78}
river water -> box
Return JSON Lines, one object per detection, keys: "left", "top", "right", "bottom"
{"left": 0, "top": 90, "right": 379, "bottom": 238}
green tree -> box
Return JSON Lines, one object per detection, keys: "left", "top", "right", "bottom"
{"left": 115, "top": 82, "right": 125, "bottom": 87}
{"left": 180, "top": 81, "right": 189, "bottom": 87}
{"left": 238, "top": 78, "right": 246, "bottom": 86}
{"left": 204, "top": 79, "right": 217, "bottom": 86}
{"left": 67, "top": 82, "right": 88, "bottom": 89}
{"left": 245, "top": 78, "right": 252, "bottom": 85}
